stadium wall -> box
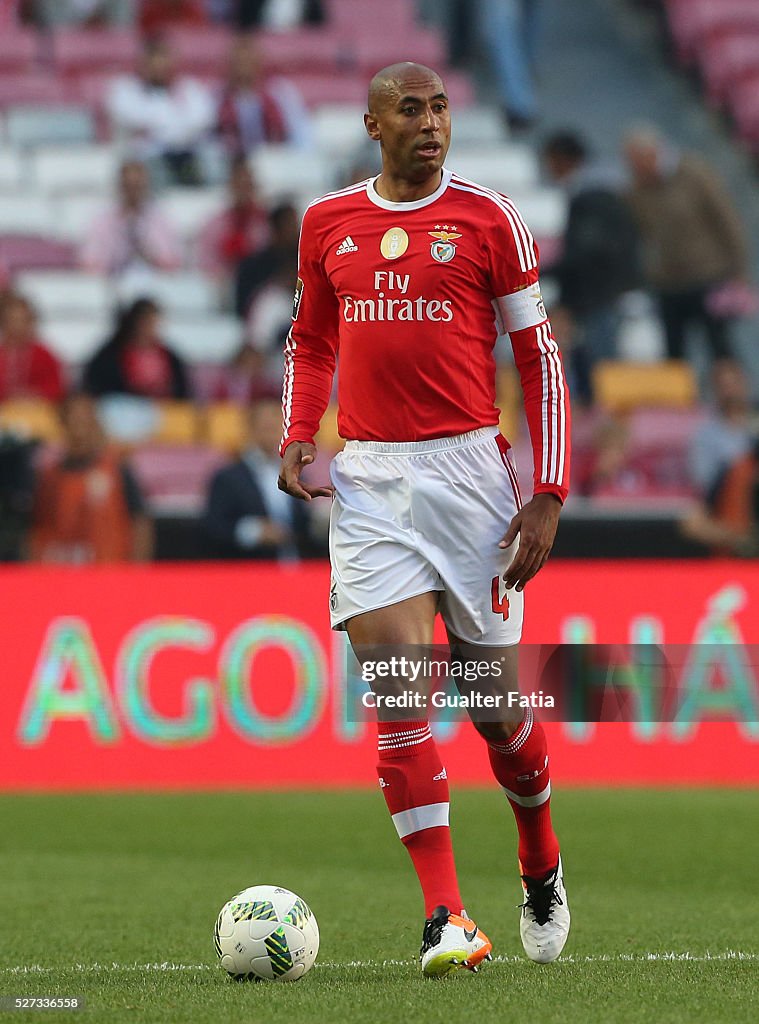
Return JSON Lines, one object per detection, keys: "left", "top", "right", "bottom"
{"left": 1, "top": 562, "right": 758, "bottom": 790}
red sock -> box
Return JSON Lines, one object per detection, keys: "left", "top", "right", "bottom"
{"left": 486, "top": 708, "right": 560, "bottom": 878}
{"left": 377, "top": 720, "right": 463, "bottom": 917}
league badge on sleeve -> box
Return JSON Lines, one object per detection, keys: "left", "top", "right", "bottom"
{"left": 429, "top": 225, "right": 462, "bottom": 263}
{"left": 292, "top": 277, "right": 304, "bottom": 320}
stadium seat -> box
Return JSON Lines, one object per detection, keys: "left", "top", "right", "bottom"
{"left": 165, "top": 316, "right": 242, "bottom": 364}
{"left": 128, "top": 272, "right": 219, "bottom": 317}
{"left": 667, "top": 0, "right": 759, "bottom": 64}
{"left": 249, "top": 145, "right": 331, "bottom": 203}
{"left": 165, "top": 27, "right": 232, "bottom": 77}
{"left": 129, "top": 443, "right": 226, "bottom": 515}
{"left": 42, "top": 317, "right": 109, "bottom": 365}
{"left": 312, "top": 104, "right": 370, "bottom": 157}
{"left": 0, "top": 195, "right": 56, "bottom": 236}
{"left": 352, "top": 29, "right": 446, "bottom": 75}
{"left": 446, "top": 146, "right": 540, "bottom": 193}
{"left": 16, "top": 271, "right": 114, "bottom": 319}
{"left": 256, "top": 28, "right": 343, "bottom": 75}
{"left": 0, "top": 150, "right": 23, "bottom": 191}
{"left": 0, "top": 236, "right": 77, "bottom": 273}
{"left": 52, "top": 29, "right": 140, "bottom": 78}
{"left": 162, "top": 188, "right": 225, "bottom": 242}
{"left": 0, "top": 75, "right": 71, "bottom": 109}
{"left": 326, "top": 0, "right": 415, "bottom": 37}
{"left": 509, "top": 188, "right": 567, "bottom": 240}
{"left": 153, "top": 401, "right": 202, "bottom": 445}
{"left": 699, "top": 31, "right": 759, "bottom": 107}
{"left": 592, "top": 360, "right": 698, "bottom": 413}
{"left": 5, "top": 105, "right": 96, "bottom": 147}
{"left": 446, "top": 108, "right": 508, "bottom": 147}
{"left": 290, "top": 71, "right": 368, "bottom": 109}
{"left": 0, "top": 399, "right": 62, "bottom": 443}
{"left": 31, "top": 144, "right": 118, "bottom": 195}
{"left": 203, "top": 401, "right": 246, "bottom": 453}
{"left": 52, "top": 194, "right": 113, "bottom": 244}
{"left": 0, "top": 28, "right": 38, "bottom": 74}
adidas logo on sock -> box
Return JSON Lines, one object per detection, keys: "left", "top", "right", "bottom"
{"left": 432, "top": 768, "right": 447, "bottom": 781}
{"left": 336, "top": 235, "right": 359, "bottom": 255}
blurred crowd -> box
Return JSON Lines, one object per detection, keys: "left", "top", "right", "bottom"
{"left": 1, "top": 0, "right": 758, "bottom": 565}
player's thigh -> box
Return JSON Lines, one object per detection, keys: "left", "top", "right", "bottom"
{"left": 447, "top": 636, "right": 524, "bottom": 741}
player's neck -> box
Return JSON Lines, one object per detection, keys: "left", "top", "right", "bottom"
{"left": 374, "top": 169, "right": 443, "bottom": 204}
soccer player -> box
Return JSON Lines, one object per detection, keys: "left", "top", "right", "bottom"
{"left": 279, "top": 63, "right": 571, "bottom": 976}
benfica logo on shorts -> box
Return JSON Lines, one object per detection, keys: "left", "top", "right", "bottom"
{"left": 429, "top": 225, "right": 462, "bottom": 263}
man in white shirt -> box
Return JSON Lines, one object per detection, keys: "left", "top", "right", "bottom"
{"left": 108, "top": 36, "right": 215, "bottom": 185}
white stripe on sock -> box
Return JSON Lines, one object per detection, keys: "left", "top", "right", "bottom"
{"left": 501, "top": 780, "right": 551, "bottom": 808}
{"left": 391, "top": 801, "right": 449, "bottom": 839}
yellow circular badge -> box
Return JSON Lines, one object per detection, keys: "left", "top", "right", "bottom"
{"left": 380, "top": 227, "right": 409, "bottom": 260}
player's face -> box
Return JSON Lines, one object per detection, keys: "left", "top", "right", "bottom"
{"left": 366, "top": 76, "right": 451, "bottom": 183}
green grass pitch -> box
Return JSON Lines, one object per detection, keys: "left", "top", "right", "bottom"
{"left": 1, "top": 789, "right": 756, "bottom": 1023}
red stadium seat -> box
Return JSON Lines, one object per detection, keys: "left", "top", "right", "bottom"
{"left": 0, "top": 75, "right": 72, "bottom": 108}
{"left": 292, "top": 71, "right": 369, "bottom": 108}
{"left": 699, "top": 31, "right": 759, "bottom": 107}
{"left": 165, "top": 27, "right": 232, "bottom": 76}
{"left": 0, "top": 28, "right": 38, "bottom": 73}
{"left": 0, "top": 236, "right": 77, "bottom": 273}
{"left": 667, "top": 0, "right": 759, "bottom": 65}
{"left": 326, "top": 0, "right": 416, "bottom": 38}
{"left": 352, "top": 28, "right": 447, "bottom": 75}
{"left": 129, "top": 444, "right": 226, "bottom": 515}
{"left": 52, "top": 29, "right": 140, "bottom": 77}
{"left": 256, "top": 28, "right": 344, "bottom": 75}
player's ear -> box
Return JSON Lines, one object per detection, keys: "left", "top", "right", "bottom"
{"left": 364, "top": 112, "right": 381, "bottom": 142}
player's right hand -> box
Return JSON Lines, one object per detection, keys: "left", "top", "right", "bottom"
{"left": 278, "top": 442, "right": 335, "bottom": 501}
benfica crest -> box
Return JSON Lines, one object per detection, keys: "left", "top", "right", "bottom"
{"left": 429, "top": 224, "right": 462, "bottom": 263}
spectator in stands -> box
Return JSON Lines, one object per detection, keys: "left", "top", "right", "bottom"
{"left": 579, "top": 417, "right": 654, "bottom": 498}
{"left": 107, "top": 35, "right": 215, "bottom": 186}
{"left": 83, "top": 298, "right": 189, "bottom": 400}
{"left": 543, "top": 131, "right": 641, "bottom": 402}
{"left": 234, "top": 0, "right": 324, "bottom": 29}
{"left": 29, "top": 392, "right": 153, "bottom": 564}
{"left": 139, "top": 0, "right": 206, "bottom": 34}
{"left": 624, "top": 126, "right": 750, "bottom": 362}
{"left": 681, "top": 360, "right": 759, "bottom": 556}
{"left": 245, "top": 251, "right": 297, "bottom": 388}
{"left": 0, "top": 292, "right": 65, "bottom": 403}
{"left": 196, "top": 156, "right": 269, "bottom": 282}
{"left": 478, "top": 0, "right": 541, "bottom": 132}
{"left": 80, "top": 159, "right": 182, "bottom": 288}
{"left": 203, "top": 395, "right": 310, "bottom": 559}
{"left": 235, "top": 201, "right": 299, "bottom": 317}
{"left": 29, "top": 0, "right": 135, "bottom": 27}
{"left": 215, "top": 36, "right": 313, "bottom": 158}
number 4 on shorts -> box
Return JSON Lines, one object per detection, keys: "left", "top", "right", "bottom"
{"left": 490, "top": 575, "right": 510, "bottom": 620}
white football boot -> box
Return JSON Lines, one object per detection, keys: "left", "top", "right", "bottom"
{"left": 519, "top": 855, "right": 570, "bottom": 963}
{"left": 420, "top": 906, "right": 493, "bottom": 978}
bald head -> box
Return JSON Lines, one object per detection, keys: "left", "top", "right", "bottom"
{"left": 368, "top": 62, "right": 445, "bottom": 113}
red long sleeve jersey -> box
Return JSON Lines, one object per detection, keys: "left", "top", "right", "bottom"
{"left": 282, "top": 168, "right": 571, "bottom": 502}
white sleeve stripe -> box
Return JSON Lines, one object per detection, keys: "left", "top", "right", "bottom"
{"left": 448, "top": 178, "right": 537, "bottom": 273}
{"left": 449, "top": 176, "right": 538, "bottom": 272}
{"left": 280, "top": 328, "right": 296, "bottom": 447}
{"left": 536, "top": 324, "right": 551, "bottom": 482}
{"left": 535, "top": 323, "right": 568, "bottom": 487}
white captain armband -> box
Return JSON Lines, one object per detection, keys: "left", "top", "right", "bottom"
{"left": 493, "top": 282, "right": 548, "bottom": 334}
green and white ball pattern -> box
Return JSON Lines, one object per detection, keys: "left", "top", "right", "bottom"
{"left": 214, "top": 885, "right": 319, "bottom": 981}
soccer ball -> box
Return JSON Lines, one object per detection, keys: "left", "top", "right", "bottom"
{"left": 213, "top": 884, "right": 319, "bottom": 982}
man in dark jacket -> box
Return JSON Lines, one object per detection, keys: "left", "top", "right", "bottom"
{"left": 543, "top": 131, "right": 641, "bottom": 401}
{"left": 203, "top": 396, "right": 310, "bottom": 559}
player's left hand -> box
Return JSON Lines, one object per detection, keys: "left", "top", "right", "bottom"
{"left": 499, "top": 493, "right": 562, "bottom": 592}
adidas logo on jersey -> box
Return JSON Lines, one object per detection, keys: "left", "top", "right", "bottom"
{"left": 336, "top": 235, "right": 359, "bottom": 255}
{"left": 433, "top": 768, "right": 447, "bottom": 781}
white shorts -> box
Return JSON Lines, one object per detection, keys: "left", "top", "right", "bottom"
{"left": 328, "top": 426, "right": 524, "bottom": 645}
